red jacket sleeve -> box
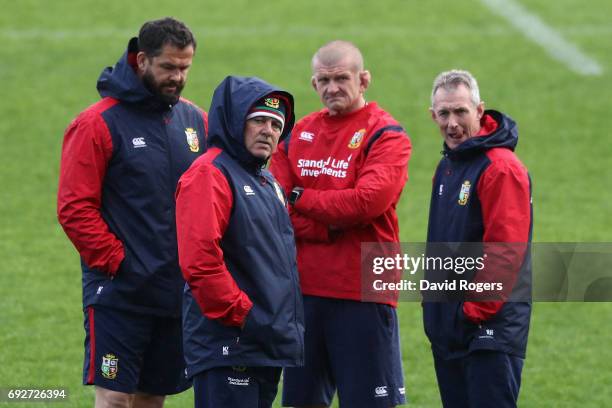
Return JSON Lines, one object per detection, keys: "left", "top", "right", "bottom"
{"left": 175, "top": 161, "right": 253, "bottom": 327}
{"left": 57, "top": 111, "right": 124, "bottom": 275}
{"left": 270, "top": 140, "right": 330, "bottom": 242}
{"left": 202, "top": 110, "right": 209, "bottom": 136}
{"left": 463, "top": 155, "right": 531, "bottom": 323}
{"left": 289, "top": 208, "right": 330, "bottom": 242}
{"left": 294, "top": 130, "right": 411, "bottom": 226}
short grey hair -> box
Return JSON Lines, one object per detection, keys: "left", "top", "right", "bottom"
{"left": 431, "top": 69, "right": 481, "bottom": 107}
{"left": 311, "top": 40, "right": 364, "bottom": 72}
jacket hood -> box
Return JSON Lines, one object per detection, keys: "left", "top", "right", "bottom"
{"left": 97, "top": 37, "right": 171, "bottom": 111}
{"left": 207, "top": 75, "right": 295, "bottom": 170}
{"left": 445, "top": 110, "right": 518, "bottom": 160}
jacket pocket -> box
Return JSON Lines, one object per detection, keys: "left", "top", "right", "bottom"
{"left": 116, "top": 252, "right": 130, "bottom": 276}
{"left": 376, "top": 303, "right": 395, "bottom": 333}
{"left": 452, "top": 302, "right": 478, "bottom": 348}
{"left": 241, "top": 304, "right": 261, "bottom": 340}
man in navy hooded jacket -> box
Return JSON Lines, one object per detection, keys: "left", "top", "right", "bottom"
{"left": 57, "top": 18, "right": 207, "bottom": 408}
{"left": 175, "top": 76, "right": 304, "bottom": 408}
{"left": 424, "top": 70, "right": 532, "bottom": 408}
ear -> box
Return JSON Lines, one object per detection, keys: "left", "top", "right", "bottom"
{"left": 429, "top": 107, "right": 437, "bottom": 122}
{"left": 311, "top": 76, "right": 317, "bottom": 92}
{"left": 476, "top": 101, "right": 485, "bottom": 119}
{"left": 136, "top": 51, "right": 148, "bottom": 74}
{"left": 359, "top": 70, "right": 371, "bottom": 92}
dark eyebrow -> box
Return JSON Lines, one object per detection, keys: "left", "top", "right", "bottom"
{"left": 161, "top": 62, "right": 191, "bottom": 69}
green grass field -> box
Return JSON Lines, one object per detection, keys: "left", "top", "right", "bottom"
{"left": 1, "top": 0, "right": 611, "bottom": 406}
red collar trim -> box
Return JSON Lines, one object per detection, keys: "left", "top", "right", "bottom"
{"left": 476, "top": 114, "right": 498, "bottom": 136}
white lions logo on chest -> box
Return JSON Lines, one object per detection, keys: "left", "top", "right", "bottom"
{"left": 458, "top": 180, "right": 471, "bottom": 205}
{"left": 348, "top": 128, "right": 365, "bottom": 149}
{"left": 185, "top": 128, "right": 199, "bottom": 152}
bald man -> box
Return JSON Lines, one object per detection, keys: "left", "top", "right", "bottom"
{"left": 270, "top": 40, "right": 411, "bottom": 408}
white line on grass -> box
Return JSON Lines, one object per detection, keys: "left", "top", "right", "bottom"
{"left": 480, "top": 0, "right": 603, "bottom": 76}
{"left": 3, "top": 24, "right": 612, "bottom": 41}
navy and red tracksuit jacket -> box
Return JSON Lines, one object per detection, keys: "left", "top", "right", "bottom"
{"left": 57, "top": 37, "right": 208, "bottom": 317}
{"left": 176, "top": 76, "right": 304, "bottom": 377}
{"left": 423, "top": 110, "right": 532, "bottom": 360}
{"left": 270, "top": 102, "right": 412, "bottom": 306}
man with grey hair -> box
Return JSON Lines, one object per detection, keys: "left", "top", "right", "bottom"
{"left": 270, "top": 40, "right": 411, "bottom": 408}
{"left": 424, "top": 69, "right": 532, "bottom": 407}
{"left": 431, "top": 70, "right": 481, "bottom": 105}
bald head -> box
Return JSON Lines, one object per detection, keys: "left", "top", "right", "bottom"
{"left": 310, "top": 40, "right": 371, "bottom": 116}
{"left": 311, "top": 40, "right": 364, "bottom": 72}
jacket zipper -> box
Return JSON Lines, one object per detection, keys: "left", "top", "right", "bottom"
{"left": 264, "top": 175, "right": 304, "bottom": 363}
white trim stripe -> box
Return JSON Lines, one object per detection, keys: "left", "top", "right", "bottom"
{"left": 480, "top": 0, "right": 603, "bottom": 76}
{"left": 245, "top": 111, "right": 285, "bottom": 131}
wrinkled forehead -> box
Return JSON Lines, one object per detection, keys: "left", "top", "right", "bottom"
{"left": 313, "top": 57, "right": 359, "bottom": 78}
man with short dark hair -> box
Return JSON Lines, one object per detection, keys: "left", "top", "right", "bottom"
{"left": 270, "top": 40, "right": 411, "bottom": 408}
{"left": 424, "top": 69, "right": 532, "bottom": 408}
{"left": 57, "top": 17, "right": 207, "bottom": 408}
{"left": 176, "top": 76, "right": 304, "bottom": 408}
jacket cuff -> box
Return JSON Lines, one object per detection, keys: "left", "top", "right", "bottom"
{"left": 229, "top": 294, "right": 253, "bottom": 327}
{"left": 108, "top": 248, "right": 126, "bottom": 276}
{"left": 463, "top": 301, "right": 504, "bottom": 324}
